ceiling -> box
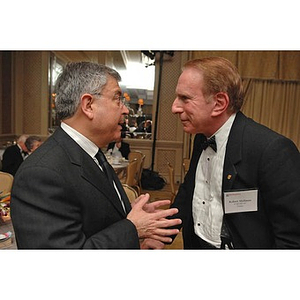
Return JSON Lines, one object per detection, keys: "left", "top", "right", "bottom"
{"left": 108, "top": 51, "right": 155, "bottom": 104}
{"left": 53, "top": 50, "right": 156, "bottom": 104}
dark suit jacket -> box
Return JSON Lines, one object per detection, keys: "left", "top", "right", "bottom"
{"left": 10, "top": 127, "right": 139, "bottom": 249}
{"left": 107, "top": 141, "right": 130, "bottom": 160}
{"left": 171, "top": 111, "right": 300, "bottom": 249}
{"left": 2, "top": 144, "right": 24, "bottom": 176}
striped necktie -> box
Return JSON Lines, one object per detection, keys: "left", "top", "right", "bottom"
{"left": 95, "top": 149, "right": 130, "bottom": 214}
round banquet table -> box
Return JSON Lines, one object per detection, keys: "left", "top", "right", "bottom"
{"left": 111, "top": 160, "right": 129, "bottom": 178}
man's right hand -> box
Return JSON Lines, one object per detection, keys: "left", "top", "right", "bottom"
{"left": 127, "top": 193, "right": 181, "bottom": 243}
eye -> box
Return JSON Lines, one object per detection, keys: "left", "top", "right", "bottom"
{"left": 178, "top": 95, "right": 189, "bottom": 102}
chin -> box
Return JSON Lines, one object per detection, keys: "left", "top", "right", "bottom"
{"left": 182, "top": 124, "right": 193, "bottom": 133}
{"left": 113, "top": 131, "right": 122, "bottom": 140}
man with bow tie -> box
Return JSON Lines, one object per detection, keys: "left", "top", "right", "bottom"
{"left": 170, "top": 57, "right": 300, "bottom": 249}
{"left": 2, "top": 134, "right": 29, "bottom": 176}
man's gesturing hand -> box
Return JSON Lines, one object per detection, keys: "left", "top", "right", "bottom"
{"left": 127, "top": 193, "right": 181, "bottom": 243}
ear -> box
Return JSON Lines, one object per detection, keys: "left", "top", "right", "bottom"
{"left": 211, "top": 92, "right": 229, "bottom": 117}
{"left": 80, "top": 93, "right": 94, "bottom": 119}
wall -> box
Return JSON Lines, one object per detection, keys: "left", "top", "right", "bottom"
{"left": 192, "top": 51, "right": 300, "bottom": 81}
{"left": 0, "top": 51, "right": 49, "bottom": 147}
{"left": 123, "top": 51, "right": 190, "bottom": 183}
{"left": 1, "top": 50, "right": 299, "bottom": 184}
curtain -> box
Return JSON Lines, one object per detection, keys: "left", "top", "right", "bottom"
{"left": 241, "top": 78, "right": 300, "bottom": 149}
{"left": 190, "top": 51, "right": 300, "bottom": 150}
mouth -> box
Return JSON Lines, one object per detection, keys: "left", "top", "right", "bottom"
{"left": 118, "top": 122, "right": 125, "bottom": 131}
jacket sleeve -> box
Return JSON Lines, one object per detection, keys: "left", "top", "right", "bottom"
{"left": 11, "top": 165, "right": 139, "bottom": 249}
{"left": 259, "top": 136, "right": 300, "bottom": 248}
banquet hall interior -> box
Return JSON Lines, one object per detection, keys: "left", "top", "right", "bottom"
{"left": 1, "top": 50, "right": 300, "bottom": 249}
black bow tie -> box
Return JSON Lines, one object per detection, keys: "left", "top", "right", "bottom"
{"left": 21, "top": 151, "right": 28, "bottom": 159}
{"left": 202, "top": 136, "right": 217, "bottom": 152}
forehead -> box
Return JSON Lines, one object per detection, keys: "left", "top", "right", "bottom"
{"left": 176, "top": 68, "right": 204, "bottom": 93}
{"left": 101, "top": 75, "right": 122, "bottom": 94}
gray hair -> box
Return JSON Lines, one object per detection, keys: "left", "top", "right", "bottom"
{"left": 25, "top": 136, "right": 42, "bottom": 152}
{"left": 55, "top": 62, "right": 121, "bottom": 121}
{"left": 17, "top": 134, "right": 29, "bottom": 143}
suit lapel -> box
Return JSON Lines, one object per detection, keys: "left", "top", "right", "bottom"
{"left": 53, "top": 127, "right": 128, "bottom": 217}
{"left": 80, "top": 155, "right": 128, "bottom": 217}
{"left": 222, "top": 111, "right": 246, "bottom": 191}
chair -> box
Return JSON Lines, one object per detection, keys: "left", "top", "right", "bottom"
{"left": 182, "top": 158, "right": 190, "bottom": 176}
{"left": 122, "top": 183, "right": 138, "bottom": 203}
{"left": 128, "top": 150, "right": 145, "bottom": 192}
{"left": 121, "top": 158, "right": 140, "bottom": 195}
{"left": 0, "top": 171, "right": 14, "bottom": 199}
{"left": 167, "top": 162, "right": 177, "bottom": 204}
{"left": 0, "top": 172, "right": 13, "bottom": 217}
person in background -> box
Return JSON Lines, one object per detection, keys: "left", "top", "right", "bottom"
{"left": 24, "top": 136, "right": 42, "bottom": 155}
{"left": 135, "top": 119, "right": 152, "bottom": 133}
{"left": 11, "top": 61, "right": 181, "bottom": 249}
{"left": 169, "top": 57, "right": 300, "bottom": 249}
{"left": 2, "top": 134, "right": 29, "bottom": 176}
{"left": 107, "top": 131, "right": 130, "bottom": 160}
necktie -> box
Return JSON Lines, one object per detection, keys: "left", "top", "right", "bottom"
{"left": 202, "top": 136, "right": 217, "bottom": 152}
{"left": 95, "top": 149, "right": 114, "bottom": 183}
{"left": 21, "top": 151, "right": 28, "bottom": 159}
{"left": 95, "top": 149, "right": 130, "bottom": 214}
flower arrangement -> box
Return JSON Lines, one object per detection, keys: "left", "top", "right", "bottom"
{"left": 0, "top": 193, "right": 10, "bottom": 217}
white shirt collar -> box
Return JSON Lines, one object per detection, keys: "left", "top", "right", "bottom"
{"left": 60, "top": 122, "right": 98, "bottom": 158}
{"left": 212, "top": 113, "right": 236, "bottom": 151}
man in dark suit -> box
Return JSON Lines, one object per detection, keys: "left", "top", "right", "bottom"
{"left": 107, "top": 132, "right": 131, "bottom": 160}
{"left": 169, "top": 57, "right": 300, "bottom": 249}
{"left": 2, "top": 134, "right": 28, "bottom": 176}
{"left": 10, "top": 62, "right": 181, "bottom": 249}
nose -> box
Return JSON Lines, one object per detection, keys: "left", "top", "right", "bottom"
{"left": 172, "top": 97, "right": 182, "bottom": 114}
{"left": 122, "top": 104, "right": 129, "bottom": 115}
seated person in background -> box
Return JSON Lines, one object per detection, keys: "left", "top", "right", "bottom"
{"left": 135, "top": 120, "right": 152, "bottom": 133}
{"left": 24, "top": 136, "right": 42, "bottom": 155}
{"left": 107, "top": 131, "right": 130, "bottom": 160}
{"left": 2, "top": 134, "right": 29, "bottom": 176}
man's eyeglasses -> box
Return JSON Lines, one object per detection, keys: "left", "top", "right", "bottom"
{"left": 91, "top": 92, "right": 126, "bottom": 107}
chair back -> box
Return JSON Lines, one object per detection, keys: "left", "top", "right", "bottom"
{"left": 125, "top": 159, "right": 138, "bottom": 186}
{"left": 167, "top": 162, "right": 176, "bottom": 204}
{"left": 0, "top": 171, "right": 14, "bottom": 197}
{"left": 125, "top": 158, "right": 141, "bottom": 194}
{"left": 182, "top": 158, "right": 190, "bottom": 176}
{"left": 128, "top": 150, "right": 145, "bottom": 188}
{"left": 122, "top": 183, "right": 138, "bottom": 203}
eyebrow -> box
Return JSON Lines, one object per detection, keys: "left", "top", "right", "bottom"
{"left": 113, "top": 89, "right": 122, "bottom": 96}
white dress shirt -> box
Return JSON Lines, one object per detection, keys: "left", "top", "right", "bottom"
{"left": 192, "top": 113, "right": 236, "bottom": 248}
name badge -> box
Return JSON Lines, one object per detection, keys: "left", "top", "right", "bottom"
{"left": 224, "top": 189, "right": 258, "bottom": 214}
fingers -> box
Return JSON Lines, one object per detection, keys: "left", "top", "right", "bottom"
{"left": 132, "top": 193, "right": 150, "bottom": 208}
{"left": 147, "top": 199, "right": 171, "bottom": 210}
{"left": 148, "top": 233, "right": 175, "bottom": 243}
{"left": 153, "top": 207, "right": 179, "bottom": 220}
{"left": 140, "top": 238, "right": 165, "bottom": 249}
{"left": 153, "top": 227, "right": 180, "bottom": 237}
{"left": 141, "top": 218, "right": 181, "bottom": 242}
{"left": 156, "top": 217, "right": 182, "bottom": 228}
